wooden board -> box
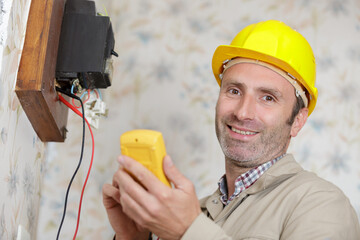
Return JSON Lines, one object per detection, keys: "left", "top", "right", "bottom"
{"left": 16, "top": 0, "right": 68, "bottom": 142}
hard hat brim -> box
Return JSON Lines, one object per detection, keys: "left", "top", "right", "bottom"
{"left": 212, "top": 44, "right": 317, "bottom": 115}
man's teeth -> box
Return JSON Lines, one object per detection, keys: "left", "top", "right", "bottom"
{"left": 231, "top": 127, "right": 256, "bottom": 135}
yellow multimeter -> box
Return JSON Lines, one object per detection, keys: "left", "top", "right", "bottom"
{"left": 120, "top": 129, "right": 171, "bottom": 187}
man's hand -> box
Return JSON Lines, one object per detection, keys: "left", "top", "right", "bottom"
{"left": 115, "top": 155, "right": 201, "bottom": 240}
{"left": 102, "top": 174, "right": 150, "bottom": 240}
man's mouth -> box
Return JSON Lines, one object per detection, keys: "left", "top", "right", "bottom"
{"left": 230, "top": 126, "right": 257, "bottom": 135}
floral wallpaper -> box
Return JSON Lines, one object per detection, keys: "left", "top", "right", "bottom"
{"left": 0, "top": 0, "right": 46, "bottom": 239}
{"left": 32, "top": 0, "right": 360, "bottom": 239}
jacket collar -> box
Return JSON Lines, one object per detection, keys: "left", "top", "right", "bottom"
{"left": 245, "top": 154, "right": 303, "bottom": 195}
{"left": 201, "top": 154, "right": 304, "bottom": 210}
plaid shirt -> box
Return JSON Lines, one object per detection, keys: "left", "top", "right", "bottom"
{"left": 218, "top": 154, "right": 285, "bottom": 205}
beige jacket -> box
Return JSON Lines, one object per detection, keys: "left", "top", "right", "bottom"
{"left": 182, "top": 154, "right": 360, "bottom": 240}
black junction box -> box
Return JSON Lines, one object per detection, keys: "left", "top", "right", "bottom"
{"left": 56, "top": 0, "right": 116, "bottom": 90}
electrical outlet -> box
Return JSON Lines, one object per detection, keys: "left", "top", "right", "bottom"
{"left": 83, "top": 90, "right": 108, "bottom": 129}
{"left": 17, "top": 225, "right": 30, "bottom": 240}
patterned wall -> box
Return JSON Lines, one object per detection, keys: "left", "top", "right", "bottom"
{"left": 35, "top": 0, "right": 360, "bottom": 239}
{"left": 0, "top": 0, "right": 47, "bottom": 239}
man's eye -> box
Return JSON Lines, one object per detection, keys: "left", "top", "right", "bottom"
{"left": 229, "top": 89, "right": 240, "bottom": 95}
{"left": 262, "top": 95, "right": 274, "bottom": 102}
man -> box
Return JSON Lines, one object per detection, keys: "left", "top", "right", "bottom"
{"left": 103, "top": 20, "right": 360, "bottom": 239}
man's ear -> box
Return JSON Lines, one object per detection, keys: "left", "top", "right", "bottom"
{"left": 290, "top": 108, "right": 309, "bottom": 137}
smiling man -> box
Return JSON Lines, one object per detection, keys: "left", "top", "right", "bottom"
{"left": 103, "top": 20, "right": 360, "bottom": 239}
{"left": 215, "top": 60, "right": 308, "bottom": 201}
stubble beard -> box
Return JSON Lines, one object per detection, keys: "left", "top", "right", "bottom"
{"left": 215, "top": 114, "right": 291, "bottom": 168}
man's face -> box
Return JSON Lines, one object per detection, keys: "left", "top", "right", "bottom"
{"left": 215, "top": 63, "right": 301, "bottom": 168}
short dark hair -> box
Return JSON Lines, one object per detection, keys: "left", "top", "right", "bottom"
{"left": 287, "top": 95, "right": 305, "bottom": 125}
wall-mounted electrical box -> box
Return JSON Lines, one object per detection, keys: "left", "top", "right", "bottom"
{"left": 56, "top": 0, "right": 117, "bottom": 90}
{"left": 16, "top": 0, "right": 117, "bottom": 142}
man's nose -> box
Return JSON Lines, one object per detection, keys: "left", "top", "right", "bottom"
{"left": 234, "top": 94, "right": 255, "bottom": 120}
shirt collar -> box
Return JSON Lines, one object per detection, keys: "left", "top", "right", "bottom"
{"left": 218, "top": 154, "right": 285, "bottom": 205}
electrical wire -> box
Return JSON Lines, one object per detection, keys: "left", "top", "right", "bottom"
{"left": 95, "top": 88, "right": 102, "bottom": 100}
{"left": 80, "top": 90, "right": 89, "bottom": 101}
{"left": 58, "top": 93, "right": 95, "bottom": 239}
{"left": 93, "top": 89, "right": 99, "bottom": 99}
{"left": 81, "top": 72, "right": 88, "bottom": 89}
{"left": 72, "top": 89, "right": 92, "bottom": 108}
{"left": 72, "top": 97, "right": 81, "bottom": 109}
{"left": 70, "top": 85, "right": 80, "bottom": 108}
{"left": 55, "top": 88, "right": 85, "bottom": 240}
{"left": 55, "top": 87, "right": 95, "bottom": 239}
{"left": 71, "top": 83, "right": 81, "bottom": 108}
{"left": 84, "top": 89, "right": 91, "bottom": 102}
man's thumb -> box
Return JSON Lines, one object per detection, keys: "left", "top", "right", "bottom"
{"left": 163, "top": 155, "right": 187, "bottom": 189}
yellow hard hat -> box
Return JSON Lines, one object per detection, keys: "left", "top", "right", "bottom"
{"left": 212, "top": 20, "right": 317, "bottom": 115}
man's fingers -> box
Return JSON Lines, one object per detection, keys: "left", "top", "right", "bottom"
{"left": 116, "top": 156, "right": 177, "bottom": 216}
{"left": 118, "top": 155, "right": 169, "bottom": 192}
{"left": 115, "top": 169, "right": 163, "bottom": 228}
{"left": 119, "top": 190, "right": 153, "bottom": 228}
{"left": 163, "top": 155, "right": 193, "bottom": 192}
{"left": 115, "top": 164, "right": 161, "bottom": 210}
{"left": 102, "top": 183, "right": 121, "bottom": 208}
